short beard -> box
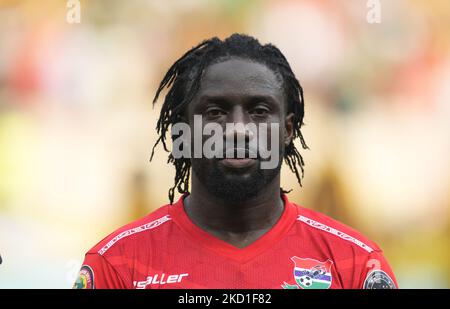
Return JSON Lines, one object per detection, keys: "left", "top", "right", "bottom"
{"left": 191, "top": 157, "right": 282, "bottom": 202}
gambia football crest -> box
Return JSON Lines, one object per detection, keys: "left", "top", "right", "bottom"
{"left": 73, "top": 265, "right": 94, "bottom": 289}
{"left": 282, "top": 257, "right": 333, "bottom": 289}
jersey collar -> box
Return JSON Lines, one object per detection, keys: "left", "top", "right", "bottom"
{"left": 169, "top": 192, "right": 297, "bottom": 263}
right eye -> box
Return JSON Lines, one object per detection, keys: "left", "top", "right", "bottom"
{"left": 205, "top": 108, "right": 226, "bottom": 118}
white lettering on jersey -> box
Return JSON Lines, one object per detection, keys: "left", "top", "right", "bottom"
{"left": 298, "top": 215, "right": 374, "bottom": 253}
{"left": 98, "top": 215, "right": 171, "bottom": 255}
{"left": 133, "top": 273, "right": 189, "bottom": 289}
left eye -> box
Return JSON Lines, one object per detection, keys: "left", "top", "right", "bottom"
{"left": 251, "top": 107, "right": 269, "bottom": 116}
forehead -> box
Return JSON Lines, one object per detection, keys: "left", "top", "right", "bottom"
{"left": 196, "top": 58, "right": 284, "bottom": 99}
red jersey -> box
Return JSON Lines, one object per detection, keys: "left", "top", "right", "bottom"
{"left": 74, "top": 193, "right": 398, "bottom": 289}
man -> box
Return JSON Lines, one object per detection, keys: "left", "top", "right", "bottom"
{"left": 74, "top": 34, "right": 397, "bottom": 289}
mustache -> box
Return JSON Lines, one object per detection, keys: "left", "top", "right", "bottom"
{"left": 220, "top": 147, "right": 259, "bottom": 159}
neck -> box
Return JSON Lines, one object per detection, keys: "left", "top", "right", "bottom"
{"left": 184, "top": 173, "right": 284, "bottom": 234}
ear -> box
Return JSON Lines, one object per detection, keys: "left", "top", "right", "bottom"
{"left": 284, "top": 113, "right": 294, "bottom": 146}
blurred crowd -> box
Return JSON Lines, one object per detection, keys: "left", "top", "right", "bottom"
{"left": 0, "top": 0, "right": 448, "bottom": 288}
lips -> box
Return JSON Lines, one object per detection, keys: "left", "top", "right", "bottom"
{"left": 222, "top": 148, "right": 258, "bottom": 159}
{"left": 219, "top": 148, "right": 258, "bottom": 169}
{"left": 220, "top": 158, "right": 256, "bottom": 169}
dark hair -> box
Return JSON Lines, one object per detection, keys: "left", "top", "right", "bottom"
{"left": 150, "top": 33, "right": 309, "bottom": 204}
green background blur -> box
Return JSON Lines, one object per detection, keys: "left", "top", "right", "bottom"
{"left": 0, "top": 0, "right": 449, "bottom": 288}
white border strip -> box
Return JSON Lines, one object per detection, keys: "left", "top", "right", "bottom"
{"left": 98, "top": 215, "right": 171, "bottom": 255}
{"left": 298, "top": 215, "right": 374, "bottom": 253}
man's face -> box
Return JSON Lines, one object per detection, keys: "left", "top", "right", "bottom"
{"left": 185, "top": 58, "right": 293, "bottom": 201}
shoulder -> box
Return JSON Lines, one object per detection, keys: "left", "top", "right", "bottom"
{"left": 291, "top": 203, "right": 381, "bottom": 254}
{"left": 87, "top": 204, "right": 173, "bottom": 256}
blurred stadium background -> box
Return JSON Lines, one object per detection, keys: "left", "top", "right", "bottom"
{"left": 0, "top": 0, "right": 448, "bottom": 288}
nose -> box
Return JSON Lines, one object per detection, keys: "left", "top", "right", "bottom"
{"left": 223, "top": 106, "right": 255, "bottom": 144}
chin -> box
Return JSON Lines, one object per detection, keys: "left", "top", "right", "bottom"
{"left": 192, "top": 157, "right": 282, "bottom": 200}
{"left": 206, "top": 166, "right": 272, "bottom": 201}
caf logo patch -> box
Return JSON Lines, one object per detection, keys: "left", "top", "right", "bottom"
{"left": 363, "top": 270, "right": 396, "bottom": 289}
{"left": 73, "top": 265, "right": 95, "bottom": 289}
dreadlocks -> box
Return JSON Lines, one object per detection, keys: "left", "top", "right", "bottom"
{"left": 150, "top": 34, "right": 309, "bottom": 204}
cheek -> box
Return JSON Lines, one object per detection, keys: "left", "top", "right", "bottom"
{"left": 268, "top": 118, "right": 285, "bottom": 145}
{"left": 191, "top": 157, "right": 217, "bottom": 171}
{"left": 255, "top": 120, "right": 284, "bottom": 158}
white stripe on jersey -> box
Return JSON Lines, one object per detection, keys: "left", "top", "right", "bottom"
{"left": 98, "top": 215, "right": 171, "bottom": 255}
{"left": 298, "top": 215, "right": 374, "bottom": 253}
